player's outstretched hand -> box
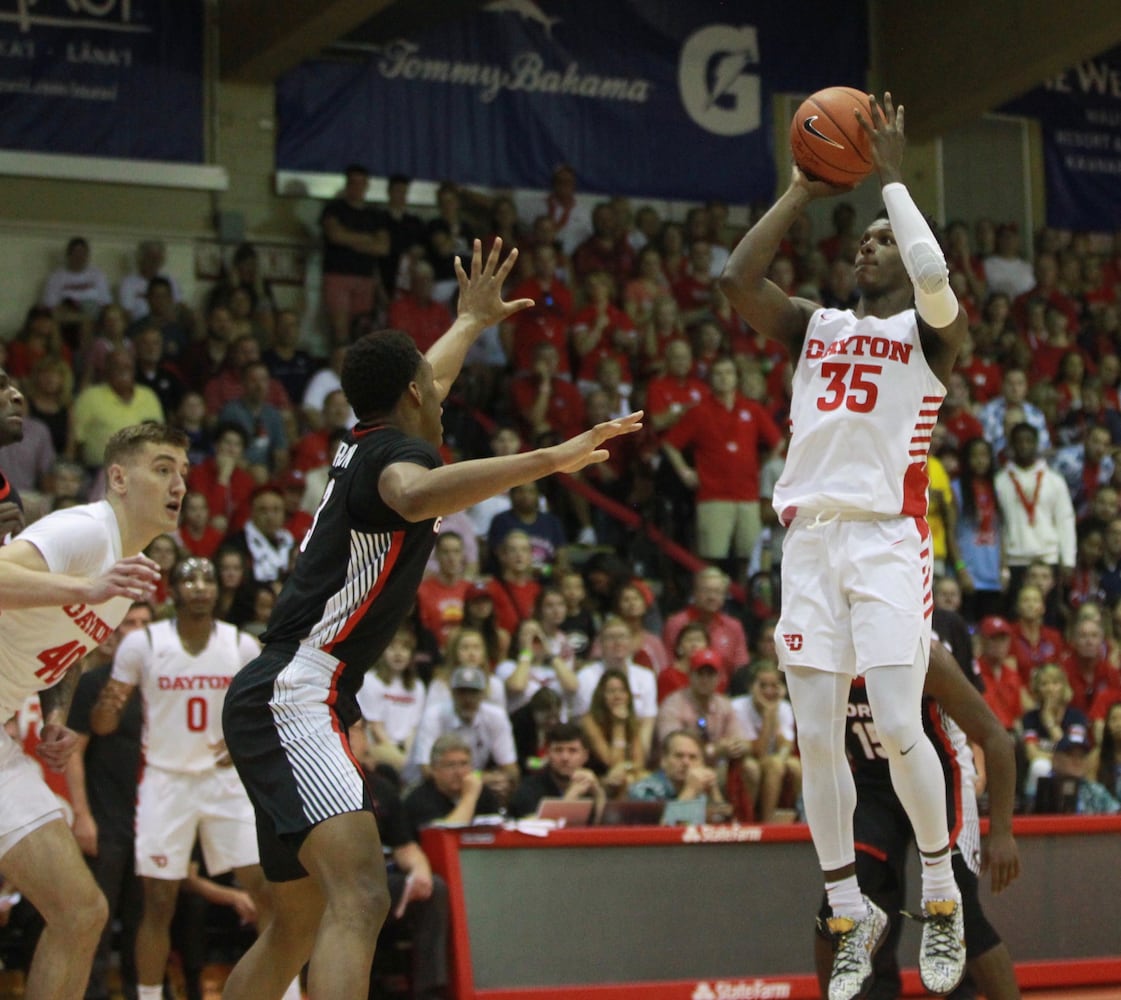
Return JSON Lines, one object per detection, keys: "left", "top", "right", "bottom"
{"left": 548, "top": 411, "right": 644, "bottom": 475}
{"left": 854, "top": 91, "right": 904, "bottom": 183}
{"left": 85, "top": 554, "right": 162, "bottom": 605}
{"left": 454, "top": 238, "right": 534, "bottom": 330}
{"left": 981, "top": 829, "right": 1021, "bottom": 894}
{"left": 36, "top": 722, "right": 80, "bottom": 772}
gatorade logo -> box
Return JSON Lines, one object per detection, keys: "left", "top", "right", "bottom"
{"left": 678, "top": 25, "right": 760, "bottom": 136}
{"left": 782, "top": 634, "right": 803, "bottom": 651}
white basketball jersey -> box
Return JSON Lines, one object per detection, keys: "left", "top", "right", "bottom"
{"left": 773, "top": 308, "right": 945, "bottom": 519}
{"left": 0, "top": 502, "right": 133, "bottom": 720}
{"left": 113, "top": 620, "right": 260, "bottom": 773}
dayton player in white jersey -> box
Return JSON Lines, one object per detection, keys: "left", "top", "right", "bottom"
{"left": 721, "top": 94, "right": 971, "bottom": 1000}
{"left": 90, "top": 556, "right": 274, "bottom": 1000}
{"left": 0, "top": 422, "right": 186, "bottom": 1000}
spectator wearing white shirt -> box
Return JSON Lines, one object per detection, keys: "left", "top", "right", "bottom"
{"left": 731, "top": 662, "right": 801, "bottom": 822}
{"left": 41, "top": 236, "right": 112, "bottom": 317}
{"left": 118, "top": 240, "right": 182, "bottom": 320}
{"left": 573, "top": 615, "right": 657, "bottom": 763}
{"left": 355, "top": 626, "right": 427, "bottom": 776}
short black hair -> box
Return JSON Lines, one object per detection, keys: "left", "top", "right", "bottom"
{"left": 344, "top": 163, "right": 369, "bottom": 178}
{"left": 341, "top": 329, "right": 422, "bottom": 421}
{"left": 545, "top": 722, "right": 585, "bottom": 746}
{"left": 388, "top": 173, "right": 411, "bottom": 187}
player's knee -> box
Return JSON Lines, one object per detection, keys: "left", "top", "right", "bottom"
{"left": 792, "top": 722, "right": 834, "bottom": 764}
{"left": 66, "top": 884, "right": 109, "bottom": 941}
{"left": 329, "top": 867, "right": 391, "bottom": 932}
{"left": 873, "top": 716, "right": 922, "bottom": 758}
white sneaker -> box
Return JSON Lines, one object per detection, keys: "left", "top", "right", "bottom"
{"left": 825, "top": 898, "right": 889, "bottom": 1000}
{"left": 917, "top": 899, "right": 966, "bottom": 996}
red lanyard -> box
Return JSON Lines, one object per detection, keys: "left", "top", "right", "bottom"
{"left": 1011, "top": 468, "right": 1044, "bottom": 526}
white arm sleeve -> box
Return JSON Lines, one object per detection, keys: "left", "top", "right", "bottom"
{"left": 881, "top": 182, "right": 959, "bottom": 329}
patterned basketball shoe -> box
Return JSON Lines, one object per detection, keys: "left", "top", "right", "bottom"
{"left": 916, "top": 898, "right": 966, "bottom": 995}
{"left": 825, "top": 898, "right": 889, "bottom": 1000}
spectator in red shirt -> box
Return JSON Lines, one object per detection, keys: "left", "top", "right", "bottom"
{"left": 571, "top": 201, "right": 634, "bottom": 289}
{"left": 417, "top": 531, "right": 472, "bottom": 650}
{"left": 658, "top": 623, "right": 711, "bottom": 703}
{"left": 186, "top": 421, "right": 255, "bottom": 534}
{"left": 939, "top": 372, "right": 984, "bottom": 450}
{"left": 203, "top": 333, "right": 291, "bottom": 418}
{"left": 278, "top": 468, "right": 314, "bottom": 545}
{"left": 502, "top": 242, "right": 573, "bottom": 377}
{"left": 646, "top": 339, "right": 709, "bottom": 438}
{"left": 509, "top": 342, "right": 586, "bottom": 445}
{"left": 571, "top": 271, "right": 637, "bottom": 391}
{"left": 974, "top": 616, "right": 1031, "bottom": 731}
{"left": 388, "top": 259, "right": 455, "bottom": 354}
{"left": 954, "top": 329, "right": 1002, "bottom": 405}
{"left": 662, "top": 356, "right": 781, "bottom": 576}
{"left": 291, "top": 388, "right": 353, "bottom": 473}
{"left": 640, "top": 295, "right": 687, "bottom": 378}
{"left": 176, "top": 490, "right": 223, "bottom": 559}
{"left": 663, "top": 567, "right": 750, "bottom": 688}
{"left": 486, "top": 530, "right": 542, "bottom": 635}
{"left": 1010, "top": 582, "right": 1067, "bottom": 686}
{"left": 1060, "top": 617, "right": 1121, "bottom": 715}
{"left": 1012, "top": 252, "right": 1081, "bottom": 332}
{"left": 671, "top": 240, "right": 717, "bottom": 327}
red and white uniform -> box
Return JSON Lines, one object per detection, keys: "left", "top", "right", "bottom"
{"left": 774, "top": 308, "right": 944, "bottom": 521}
{"left": 114, "top": 619, "right": 261, "bottom": 879}
{"left": 0, "top": 503, "right": 134, "bottom": 855}
{"left": 775, "top": 309, "right": 943, "bottom": 676}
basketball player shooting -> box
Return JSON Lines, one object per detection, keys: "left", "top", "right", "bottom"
{"left": 719, "top": 92, "right": 970, "bottom": 1000}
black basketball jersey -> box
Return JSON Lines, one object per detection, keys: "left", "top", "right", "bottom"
{"left": 845, "top": 678, "right": 969, "bottom": 845}
{"left": 262, "top": 423, "right": 441, "bottom": 697}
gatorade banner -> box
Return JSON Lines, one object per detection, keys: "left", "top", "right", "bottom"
{"left": 0, "top": 0, "right": 204, "bottom": 162}
{"left": 1002, "top": 45, "right": 1121, "bottom": 230}
{"left": 276, "top": 0, "right": 867, "bottom": 202}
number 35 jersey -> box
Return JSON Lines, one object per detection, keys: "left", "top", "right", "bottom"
{"left": 0, "top": 501, "right": 135, "bottom": 721}
{"left": 773, "top": 308, "right": 945, "bottom": 521}
{"left": 112, "top": 620, "right": 260, "bottom": 773}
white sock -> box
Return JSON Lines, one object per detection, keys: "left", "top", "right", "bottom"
{"left": 138, "top": 986, "right": 163, "bottom": 1000}
{"left": 825, "top": 874, "right": 865, "bottom": 920}
{"left": 919, "top": 851, "right": 961, "bottom": 906}
{"left": 281, "top": 976, "right": 302, "bottom": 1000}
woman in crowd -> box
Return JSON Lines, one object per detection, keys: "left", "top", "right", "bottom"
{"left": 461, "top": 582, "right": 511, "bottom": 667}
{"left": 658, "top": 622, "right": 709, "bottom": 703}
{"left": 356, "top": 625, "right": 426, "bottom": 777}
{"left": 214, "top": 544, "right": 256, "bottom": 626}
{"left": 23, "top": 354, "right": 74, "bottom": 457}
{"left": 580, "top": 668, "right": 648, "bottom": 798}
{"left": 1021, "top": 663, "right": 1090, "bottom": 807}
{"left": 427, "top": 626, "right": 507, "bottom": 710}
{"left": 143, "top": 533, "right": 181, "bottom": 619}
{"left": 1092, "top": 699, "right": 1121, "bottom": 799}
{"left": 613, "top": 581, "right": 669, "bottom": 674}
{"left": 81, "top": 303, "right": 133, "bottom": 388}
{"left": 952, "top": 436, "right": 1005, "bottom": 624}
{"left": 496, "top": 614, "right": 579, "bottom": 716}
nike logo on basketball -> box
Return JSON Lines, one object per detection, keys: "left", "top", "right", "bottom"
{"left": 802, "top": 115, "right": 845, "bottom": 149}
{"left": 901, "top": 741, "right": 918, "bottom": 756}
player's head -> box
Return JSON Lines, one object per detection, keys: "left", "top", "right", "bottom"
{"left": 0, "top": 367, "right": 25, "bottom": 447}
{"left": 341, "top": 330, "right": 442, "bottom": 445}
{"left": 853, "top": 217, "right": 907, "bottom": 295}
{"left": 171, "top": 556, "right": 218, "bottom": 615}
{"left": 103, "top": 423, "right": 190, "bottom": 540}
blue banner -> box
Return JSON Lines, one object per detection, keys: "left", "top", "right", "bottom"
{"left": 1002, "top": 46, "right": 1121, "bottom": 231}
{"left": 276, "top": 0, "right": 867, "bottom": 203}
{"left": 0, "top": 0, "right": 204, "bottom": 162}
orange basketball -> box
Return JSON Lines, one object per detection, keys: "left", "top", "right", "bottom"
{"left": 790, "top": 86, "right": 874, "bottom": 187}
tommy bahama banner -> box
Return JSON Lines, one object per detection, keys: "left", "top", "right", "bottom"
{"left": 276, "top": 0, "right": 867, "bottom": 202}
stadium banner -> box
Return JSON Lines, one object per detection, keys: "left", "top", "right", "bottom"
{"left": 1002, "top": 45, "right": 1121, "bottom": 231}
{"left": 0, "top": 0, "right": 204, "bottom": 163}
{"left": 275, "top": 0, "right": 867, "bottom": 203}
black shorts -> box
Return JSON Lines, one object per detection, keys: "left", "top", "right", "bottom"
{"left": 223, "top": 643, "right": 372, "bottom": 882}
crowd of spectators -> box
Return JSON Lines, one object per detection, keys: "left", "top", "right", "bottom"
{"left": 3, "top": 163, "right": 1121, "bottom": 995}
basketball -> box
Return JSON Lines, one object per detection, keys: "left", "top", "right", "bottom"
{"left": 790, "top": 86, "right": 874, "bottom": 187}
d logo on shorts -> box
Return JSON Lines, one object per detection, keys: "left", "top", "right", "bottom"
{"left": 782, "top": 633, "right": 804, "bottom": 651}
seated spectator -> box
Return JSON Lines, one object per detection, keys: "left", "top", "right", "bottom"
{"left": 356, "top": 625, "right": 426, "bottom": 776}
{"left": 204, "top": 335, "right": 289, "bottom": 417}
{"left": 242, "top": 583, "right": 277, "bottom": 638}
{"left": 6, "top": 307, "right": 72, "bottom": 381}
{"left": 291, "top": 388, "right": 353, "bottom": 473}
{"left": 485, "top": 530, "right": 542, "bottom": 634}
{"left": 571, "top": 201, "right": 634, "bottom": 289}
{"left": 409, "top": 666, "right": 519, "bottom": 802}
{"left": 508, "top": 723, "right": 602, "bottom": 819}
{"left": 187, "top": 422, "right": 256, "bottom": 535}
{"left": 731, "top": 661, "right": 800, "bottom": 822}
{"left": 975, "top": 616, "right": 1032, "bottom": 731}
{"left": 223, "top": 485, "right": 295, "bottom": 585}
{"left": 23, "top": 354, "right": 73, "bottom": 457}
{"left": 1060, "top": 616, "right": 1121, "bottom": 714}
{"left": 580, "top": 668, "right": 649, "bottom": 799}
{"left": 68, "top": 349, "right": 164, "bottom": 471}
{"left": 979, "top": 368, "right": 1051, "bottom": 458}
{"left": 129, "top": 277, "right": 193, "bottom": 362}
{"left": 671, "top": 240, "right": 717, "bottom": 327}
{"left": 656, "top": 648, "right": 751, "bottom": 780}
{"left": 1021, "top": 663, "right": 1091, "bottom": 807}
{"left": 663, "top": 567, "right": 750, "bottom": 689}
{"left": 213, "top": 545, "right": 256, "bottom": 626}
{"left": 501, "top": 242, "right": 573, "bottom": 379}
{"left": 641, "top": 296, "right": 688, "bottom": 378}
{"left": 1011, "top": 582, "right": 1068, "bottom": 683}
{"left": 509, "top": 341, "right": 586, "bottom": 445}
{"left": 217, "top": 360, "right": 289, "bottom": 475}
{"left": 511, "top": 687, "right": 563, "bottom": 774}
{"left": 1092, "top": 699, "right": 1121, "bottom": 798}
{"left": 0, "top": 407, "right": 54, "bottom": 500}
{"left": 403, "top": 733, "right": 504, "bottom": 841}
{"left": 276, "top": 468, "right": 312, "bottom": 544}
{"left": 624, "top": 246, "right": 670, "bottom": 330}
{"left": 176, "top": 490, "right": 223, "bottom": 559}
{"left": 118, "top": 240, "right": 182, "bottom": 320}
{"left": 628, "top": 729, "right": 733, "bottom": 822}
{"left": 389, "top": 259, "right": 454, "bottom": 353}
{"left": 658, "top": 624, "right": 710, "bottom": 703}
{"left": 263, "top": 308, "right": 318, "bottom": 406}
{"left": 573, "top": 616, "right": 657, "bottom": 760}
{"left": 133, "top": 323, "right": 186, "bottom": 418}
{"left": 486, "top": 481, "right": 567, "bottom": 576}
{"left": 81, "top": 304, "right": 133, "bottom": 388}
{"left": 461, "top": 582, "right": 511, "bottom": 667}
{"left": 417, "top": 531, "right": 472, "bottom": 650}
{"left": 427, "top": 627, "right": 506, "bottom": 711}
{"left": 301, "top": 344, "right": 351, "bottom": 431}
{"left": 41, "top": 235, "right": 111, "bottom": 319}
{"left": 144, "top": 532, "right": 181, "bottom": 619}
{"left": 496, "top": 615, "right": 579, "bottom": 717}
{"left": 1036, "top": 731, "right": 1120, "bottom": 815}
{"left": 612, "top": 581, "right": 669, "bottom": 674}
{"left": 571, "top": 270, "right": 637, "bottom": 392}
{"left": 983, "top": 223, "right": 1034, "bottom": 299}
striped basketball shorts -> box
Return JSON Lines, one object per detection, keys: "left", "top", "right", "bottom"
{"left": 223, "top": 642, "right": 371, "bottom": 881}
